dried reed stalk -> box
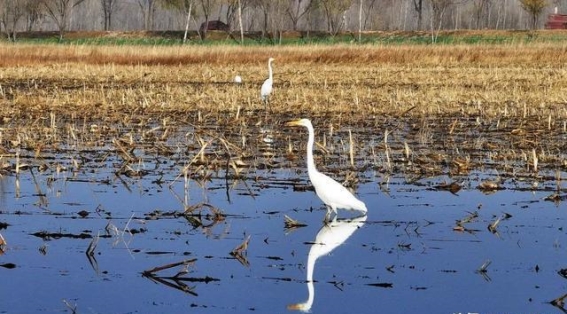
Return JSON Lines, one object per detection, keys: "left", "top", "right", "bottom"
{"left": 348, "top": 129, "right": 354, "bottom": 167}
{"left": 142, "top": 258, "right": 197, "bottom": 276}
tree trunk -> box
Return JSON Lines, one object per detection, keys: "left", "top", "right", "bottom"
{"left": 202, "top": 14, "right": 209, "bottom": 40}
{"left": 262, "top": 6, "right": 268, "bottom": 40}
{"left": 358, "top": 0, "right": 362, "bottom": 42}
{"left": 238, "top": 0, "right": 243, "bottom": 44}
{"left": 413, "top": 0, "right": 423, "bottom": 30}
{"left": 183, "top": 1, "right": 192, "bottom": 44}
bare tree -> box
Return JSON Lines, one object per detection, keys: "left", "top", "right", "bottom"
{"left": 360, "top": 0, "right": 377, "bottom": 30}
{"left": 24, "top": 0, "right": 45, "bottom": 31}
{"left": 183, "top": 0, "right": 194, "bottom": 43}
{"left": 0, "top": 0, "right": 27, "bottom": 41}
{"left": 251, "top": 0, "right": 288, "bottom": 42}
{"left": 493, "top": 0, "right": 513, "bottom": 29}
{"left": 551, "top": 0, "right": 567, "bottom": 12}
{"left": 286, "top": 0, "right": 316, "bottom": 30}
{"left": 160, "top": 0, "right": 195, "bottom": 42}
{"left": 412, "top": 0, "right": 424, "bottom": 29}
{"left": 272, "top": 0, "right": 289, "bottom": 42}
{"left": 222, "top": 0, "right": 249, "bottom": 31}
{"left": 197, "top": 0, "right": 219, "bottom": 39}
{"left": 237, "top": 0, "right": 243, "bottom": 43}
{"left": 137, "top": 0, "right": 157, "bottom": 30}
{"left": 357, "top": 0, "right": 379, "bottom": 39}
{"left": 41, "top": 0, "right": 87, "bottom": 40}
{"left": 319, "top": 0, "right": 352, "bottom": 36}
{"left": 429, "top": 0, "right": 454, "bottom": 42}
{"left": 0, "top": 0, "right": 560, "bottom": 35}
{"left": 358, "top": 0, "right": 362, "bottom": 41}
{"left": 250, "top": 0, "right": 271, "bottom": 39}
{"left": 519, "top": 0, "right": 548, "bottom": 29}
{"left": 222, "top": 0, "right": 250, "bottom": 43}
{"left": 101, "top": 0, "right": 118, "bottom": 30}
{"left": 472, "top": 0, "right": 492, "bottom": 29}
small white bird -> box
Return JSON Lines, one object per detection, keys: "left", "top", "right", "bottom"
{"left": 260, "top": 57, "right": 274, "bottom": 106}
{"left": 234, "top": 75, "right": 242, "bottom": 84}
{"left": 286, "top": 118, "right": 368, "bottom": 221}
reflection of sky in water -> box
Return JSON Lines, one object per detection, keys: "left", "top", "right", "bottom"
{"left": 1, "top": 167, "right": 567, "bottom": 313}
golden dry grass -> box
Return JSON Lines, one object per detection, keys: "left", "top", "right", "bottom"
{"left": 2, "top": 42, "right": 567, "bottom": 66}
{"left": 0, "top": 42, "right": 566, "bottom": 190}
{"left": 1, "top": 43, "right": 567, "bottom": 121}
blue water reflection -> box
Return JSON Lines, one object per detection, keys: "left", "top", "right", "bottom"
{"left": 288, "top": 215, "right": 367, "bottom": 312}
{"left": 1, "top": 163, "right": 567, "bottom": 313}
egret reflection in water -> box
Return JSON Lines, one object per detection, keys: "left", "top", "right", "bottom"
{"left": 288, "top": 215, "right": 367, "bottom": 312}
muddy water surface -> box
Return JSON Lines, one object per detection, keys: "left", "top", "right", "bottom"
{"left": 1, "top": 117, "right": 567, "bottom": 314}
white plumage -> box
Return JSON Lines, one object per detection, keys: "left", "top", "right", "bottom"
{"left": 286, "top": 118, "right": 367, "bottom": 221}
{"left": 260, "top": 57, "right": 274, "bottom": 104}
{"left": 288, "top": 215, "right": 367, "bottom": 312}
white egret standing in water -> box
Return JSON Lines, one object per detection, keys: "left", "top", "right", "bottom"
{"left": 286, "top": 118, "right": 367, "bottom": 221}
{"left": 260, "top": 57, "right": 274, "bottom": 106}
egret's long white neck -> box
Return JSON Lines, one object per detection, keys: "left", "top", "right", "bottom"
{"left": 305, "top": 123, "right": 317, "bottom": 177}
{"left": 303, "top": 246, "right": 316, "bottom": 310}
{"left": 268, "top": 60, "right": 273, "bottom": 81}
{"left": 289, "top": 241, "right": 316, "bottom": 312}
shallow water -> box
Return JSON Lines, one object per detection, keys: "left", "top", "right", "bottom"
{"left": 1, "top": 120, "right": 567, "bottom": 314}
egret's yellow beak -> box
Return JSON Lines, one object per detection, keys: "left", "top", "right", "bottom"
{"left": 286, "top": 119, "right": 302, "bottom": 127}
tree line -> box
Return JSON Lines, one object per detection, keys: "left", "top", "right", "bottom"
{"left": 0, "top": 0, "right": 561, "bottom": 41}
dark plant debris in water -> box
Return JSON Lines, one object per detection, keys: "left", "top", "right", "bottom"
{"left": 142, "top": 258, "right": 220, "bottom": 295}
{"left": 31, "top": 231, "right": 93, "bottom": 240}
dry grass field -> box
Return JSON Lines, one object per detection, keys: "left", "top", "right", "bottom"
{"left": 1, "top": 43, "right": 566, "bottom": 121}
{"left": 0, "top": 42, "right": 567, "bottom": 180}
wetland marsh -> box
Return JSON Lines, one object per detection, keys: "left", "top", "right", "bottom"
{"left": 1, "top": 43, "right": 567, "bottom": 313}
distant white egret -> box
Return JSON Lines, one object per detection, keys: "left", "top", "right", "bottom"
{"left": 288, "top": 215, "right": 367, "bottom": 312}
{"left": 286, "top": 118, "right": 368, "bottom": 221}
{"left": 260, "top": 57, "right": 274, "bottom": 106}
{"left": 234, "top": 75, "right": 242, "bottom": 84}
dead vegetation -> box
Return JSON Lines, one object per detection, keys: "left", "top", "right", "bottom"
{"left": 1, "top": 41, "right": 567, "bottom": 314}
{"left": 0, "top": 43, "right": 566, "bottom": 200}
{"left": 142, "top": 258, "right": 220, "bottom": 295}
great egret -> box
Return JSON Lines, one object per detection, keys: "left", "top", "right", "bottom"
{"left": 286, "top": 118, "right": 367, "bottom": 221}
{"left": 260, "top": 57, "right": 274, "bottom": 106}
{"left": 234, "top": 75, "right": 242, "bottom": 84}
{"left": 288, "top": 215, "right": 367, "bottom": 312}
